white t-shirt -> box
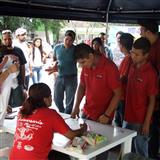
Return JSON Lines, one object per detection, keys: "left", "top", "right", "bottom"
{"left": 13, "top": 40, "right": 31, "bottom": 75}
{"left": 32, "top": 47, "right": 43, "bottom": 67}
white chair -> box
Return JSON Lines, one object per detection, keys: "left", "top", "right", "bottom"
{"left": 0, "top": 147, "right": 11, "bottom": 157}
{"left": 0, "top": 128, "right": 11, "bottom": 158}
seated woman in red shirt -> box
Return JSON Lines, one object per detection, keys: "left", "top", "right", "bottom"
{"left": 9, "top": 83, "right": 87, "bottom": 160}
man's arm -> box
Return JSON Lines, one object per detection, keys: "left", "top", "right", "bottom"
{"left": 0, "top": 63, "right": 19, "bottom": 85}
{"left": 142, "top": 95, "right": 155, "bottom": 135}
{"left": 98, "top": 87, "right": 121, "bottom": 124}
{"left": 45, "top": 53, "right": 58, "bottom": 75}
{"left": 71, "top": 83, "right": 85, "bottom": 118}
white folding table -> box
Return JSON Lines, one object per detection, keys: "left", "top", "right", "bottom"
{"left": 3, "top": 108, "right": 137, "bottom": 160}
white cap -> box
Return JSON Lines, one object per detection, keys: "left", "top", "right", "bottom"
{"left": 2, "top": 29, "right": 12, "bottom": 34}
{"left": 15, "top": 28, "right": 27, "bottom": 36}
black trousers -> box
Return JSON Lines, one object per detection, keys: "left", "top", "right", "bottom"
{"left": 48, "top": 150, "right": 70, "bottom": 160}
{"left": 148, "top": 110, "right": 160, "bottom": 159}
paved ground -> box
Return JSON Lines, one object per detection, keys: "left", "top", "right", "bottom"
{"left": 0, "top": 131, "right": 13, "bottom": 160}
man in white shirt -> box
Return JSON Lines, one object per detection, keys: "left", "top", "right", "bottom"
{"left": 13, "top": 28, "right": 31, "bottom": 89}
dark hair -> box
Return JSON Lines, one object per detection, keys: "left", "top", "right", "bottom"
{"left": 20, "top": 83, "right": 51, "bottom": 118}
{"left": 99, "top": 32, "right": 106, "bottom": 36}
{"left": 75, "top": 43, "right": 94, "bottom": 60}
{"left": 138, "top": 20, "right": 158, "bottom": 33}
{"left": 65, "top": 30, "right": 76, "bottom": 40}
{"left": 119, "top": 33, "right": 134, "bottom": 51}
{"left": 32, "top": 38, "right": 44, "bottom": 62}
{"left": 116, "top": 31, "right": 124, "bottom": 37}
{"left": 91, "top": 37, "right": 103, "bottom": 47}
{"left": 133, "top": 37, "right": 151, "bottom": 54}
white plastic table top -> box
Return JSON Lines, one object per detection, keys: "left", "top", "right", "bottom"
{"left": 3, "top": 108, "right": 137, "bottom": 160}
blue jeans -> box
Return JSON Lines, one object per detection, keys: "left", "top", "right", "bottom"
{"left": 123, "top": 121, "right": 150, "bottom": 158}
{"left": 122, "top": 153, "right": 152, "bottom": 160}
{"left": 54, "top": 75, "right": 77, "bottom": 114}
{"left": 32, "top": 66, "right": 42, "bottom": 84}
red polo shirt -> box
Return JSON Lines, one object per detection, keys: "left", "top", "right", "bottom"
{"left": 9, "top": 108, "right": 69, "bottom": 160}
{"left": 80, "top": 55, "right": 121, "bottom": 120}
{"left": 149, "top": 38, "right": 160, "bottom": 96}
{"left": 149, "top": 38, "right": 160, "bottom": 74}
{"left": 125, "top": 62, "right": 158, "bottom": 124}
{"left": 119, "top": 55, "right": 132, "bottom": 100}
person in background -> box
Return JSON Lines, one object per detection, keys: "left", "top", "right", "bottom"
{"left": 138, "top": 20, "right": 160, "bottom": 159}
{"left": 116, "top": 31, "right": 124, "bottom": 45}
{"left": 71, "top": 43, "right": 121, "bottom": 124}
{"left": 31, "top": 38, "right": 47, "bottom": 84}
{"left": 99, "top": 32, "right": 113, "bottom": 60}
{"left": 123, "top": 37, "right": 158, "bottom": 158}
{"left": 9, "top": 83, "right": 87, "bottom": 160}
{"left": 1, "top": 30, "right": 27, "bottom": 108}
{"left": 13, "top": 28, "right": 31, "bottom": 90}
{"left": 46, "top": 30, "right": 77, "bottom": 114}
{"left": 114, "top": 33, "right": 134, "bottom": 127}
{"left": 112, "top": 31, "right": 124, "bottom": 67}
{"left": 91, "top": 37, "right": 105, "bottom": 56}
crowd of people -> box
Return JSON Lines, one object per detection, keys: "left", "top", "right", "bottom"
{"left": 0, "top": 19, "right": 160, "bottom": 160}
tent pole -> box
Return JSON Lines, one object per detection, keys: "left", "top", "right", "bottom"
{"left": 106, "top": 0, "right": 113, "bottom": 42}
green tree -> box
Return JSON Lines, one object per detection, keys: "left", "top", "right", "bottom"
{"left": 39, "top": 18, "right": 65, "bottom": 44}
{"left": 0, "top": 16, "right": 34, "bottom": 32}
{"left": 0, "top": 16, "right": 65, "bottom": 44}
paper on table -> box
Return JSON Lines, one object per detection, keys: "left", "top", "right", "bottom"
{"left": 53, "top": 133, "right": 70, "bottom": 147}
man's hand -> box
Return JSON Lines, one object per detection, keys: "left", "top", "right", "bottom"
{"left": 7, "top": 105, "right": 12, "bottom": 114}
{"left": 0, "top": 56, "right": 8, "bottom": 69}
{"left": 80, "top": 123, "right": 87, "bottom": 133}
{"left": 8, "top": 63, "right": 19, "bottom": 73}
{"left": 45, "top": 62, "right": 58, "bottom": 75}
{"left": 98, "top": 114, "right": 110, "bottom": 124}
{"left": 141, "top": 122, "right": 150, "bottom": 136}
{"left": 45, "top": 66, "right": 58, "bottom": 75}
{"left": 71, "top": 107, "right": 80, "bottom": 119}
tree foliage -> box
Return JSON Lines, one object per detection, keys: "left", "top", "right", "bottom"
{"left": 0, "top": 16, "right": 65, "bottom": 43}
{"left": 0, "top": 16, "right": 33, "bottom": 32}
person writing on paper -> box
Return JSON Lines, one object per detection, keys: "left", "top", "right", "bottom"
{"left": 9, "top": 83, "right": 87, "bottom": 160}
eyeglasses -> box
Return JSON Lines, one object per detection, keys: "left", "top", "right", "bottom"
{"left": 2, "top": 30, "right": 12, "bottom": 34}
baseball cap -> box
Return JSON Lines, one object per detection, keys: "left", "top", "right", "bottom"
{"left": 15, "top": 28, "right": 27, "bottom": 36}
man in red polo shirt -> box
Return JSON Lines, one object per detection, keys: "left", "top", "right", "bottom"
{"left": 114, "top": 33, "right": 134, "bottom": 127}
{"left": 124, "top": 37, "right": 158, "bottom": 158}
{"left": 138, "top": 20, "right": 160, "bottom": 75}
{"left": 71, "top": 43, "right": 121, "bottom": 124}
{"left": 138, "top": 20, "right": 160, "bottom": 158}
